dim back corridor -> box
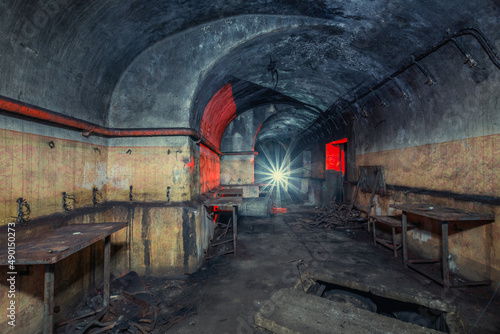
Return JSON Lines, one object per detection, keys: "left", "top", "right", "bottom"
{"left": 132, "top": 209, "right": 500, "bottom": 334}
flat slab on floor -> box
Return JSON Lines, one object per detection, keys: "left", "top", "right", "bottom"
{"left": 255, "top": 288, "right": 442, "bottom": 334}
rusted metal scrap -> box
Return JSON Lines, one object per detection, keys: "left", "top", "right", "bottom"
{"left": 57, "top": 272, "right": 158, "bottom": 334}
{"left": 311, "top": 201, "right": 366, "bottom": 229}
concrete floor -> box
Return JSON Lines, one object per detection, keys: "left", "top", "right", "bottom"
{"left": 150, "top": 208, "right": 500, "bottom": 334}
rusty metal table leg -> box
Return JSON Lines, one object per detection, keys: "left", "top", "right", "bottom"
{"left": 442, "top": 222, "right": 450, "bottom": 291}
{"left": 103, "top": 235, "right": 111, "bottom": 308}
{"left": 392, "top": 226, "right": 397, "bottom": 258}
{"left": 372, "top": 218, "right": 377, "bottom": 245}
{"left": 402, "top": 211, "right": 408, "bottom": 267}
{"left": 232, "top": 205, "right": 238, "bottom": 254}
{"left": 43, "top": 263, "right": 55, "bottom": 334}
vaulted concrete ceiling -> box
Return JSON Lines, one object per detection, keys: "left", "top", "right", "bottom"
{"left": 1, "top": 0, "right": 498, "bottom": 145}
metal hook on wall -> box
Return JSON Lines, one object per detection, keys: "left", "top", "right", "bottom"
{"left": 411, "top": 55, "right": 436, "bottom": 85}
{"left": 390, "top": 77, "right": 408, "bottom": 98}
{"left": 92, "top": 187, "right": 103, "bottom": 206}
{"left": 62, "top": 192, "right": 77, "bottom": 211}
{"left": 16, "top": 198, "right": 30, "bottom": 222}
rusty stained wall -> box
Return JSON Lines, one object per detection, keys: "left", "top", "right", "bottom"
{"left": 0, "top": 128, "right": 108, "bottom": 223}
{"left": 220, "top": 155, "right": 255, "bottom": 185}
{"left": 110, "top": 204, "right": 206, "bottom": 277}
{"left": 356, "top": 135, "right": 500, "bottom": 283}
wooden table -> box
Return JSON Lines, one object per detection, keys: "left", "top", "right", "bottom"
{"left": 390, "top": 204, "right": 494, "bottom": 290}
{"left": 0, "top": 222, "right": 128, "bottom": 334}
{"left": 204, "top": 197, "right": 242, "bottom": 254}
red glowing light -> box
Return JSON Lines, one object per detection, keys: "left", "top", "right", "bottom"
{"left": 271, "top": 207, "right": 287, "bottom": 214}
{"left": 326, "top": 138, "right": 347, "bottom": 174}
{"left": 200, "top": 83, "right": 237, "bottom": 149}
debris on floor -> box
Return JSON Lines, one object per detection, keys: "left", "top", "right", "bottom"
{"left": 310, "top": 201, "right": 366, "bottom": 229}
{"left": 57, "top": 272, "right": 158, "bottom": 334}
{"left": 56, "top": 271, "right": 200, "bottom": 333}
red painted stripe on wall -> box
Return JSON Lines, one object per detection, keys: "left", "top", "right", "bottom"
{"left": 200, "top": 83, "right": 237, "bottom": 149}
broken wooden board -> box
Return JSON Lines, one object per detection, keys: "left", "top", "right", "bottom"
{"left": 254, "top": 288, "right": 443, "bottom": 334}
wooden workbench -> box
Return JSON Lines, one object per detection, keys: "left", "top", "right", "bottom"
{"left": 390, "top": 203, "right": 494, "bottom": 290}
{"left": 0, "top": 222, "right": 128, "bottom": 334}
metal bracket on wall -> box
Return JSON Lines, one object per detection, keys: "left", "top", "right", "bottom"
{"left": 17, "top": 197, "right": 31, "bottom": 222}
{"left": 390, "top": 77, "right": 408, "bottom": 98}
{"left": 129, "top": 186, "right": 133, "bottom": 201}
{"left": 62, "top": 192, "right": 77, "bottom": 211}
{"left": 346, "top": 105, "right": 359, "bottom": 120}
{"left": 293, "top": 27, "right": 500, "bottom": 153}
{"left": 360, "top": 104, "right": 368, "bottom": 118}
{"left": 339, "top": 113, "right": 348, "bottom": 126}
{"left": 92, "top": 187, "right": 103, "bottom": 206}
{"left": 372, "top": 89, "right": 389, "bottom": 107}
{"left": 451, "top": 38, "right": 477, "bottom": 68}
{"left": 411, "top": 55, "right": 436, "bottom": 85}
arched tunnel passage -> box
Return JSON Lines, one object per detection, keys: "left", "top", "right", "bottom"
{"left": 254, "top": 139, "right": 296, "bottom": 207}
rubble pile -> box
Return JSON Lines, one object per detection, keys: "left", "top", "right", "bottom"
{"left": 57, "top": 271, "right": 197, "bottom": 333}
{"left": 310, "top": 202, "right": 366, "bottom": 229}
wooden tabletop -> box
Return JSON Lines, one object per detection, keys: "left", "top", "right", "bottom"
{"left": 205, "top": 196, "right": 243, "bottom": 206}
{"left": 390, "top": 204, "right": 495, "bottom": 222}
{"left": 0, "top": 222, "right": 127, "bottom": 265}
{"left": 218, "top": 188, "right": 243, "bottom": 196}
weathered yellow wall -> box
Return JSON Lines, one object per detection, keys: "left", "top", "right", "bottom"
{"left": 220, "top": 155, "right": 254, "bottom": 185}
{"left": 0, "top": 128, "right": 107, "bottom": 223}
{"left": 106, "top": 145, "right": 197, "bottom": 203}
{"left": 357, "top": 134, "right": 499, "bottom": 196}
{"left": 356, "top": 134, "right": 500, "bottom": 283}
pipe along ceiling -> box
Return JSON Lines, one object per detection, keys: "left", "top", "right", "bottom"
{"left": 0, "top": 0, "right": 499, "bottom": 152}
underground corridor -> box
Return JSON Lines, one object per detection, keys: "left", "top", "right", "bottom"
{"left": 0, "top": 1, "right": 499, "bottom": 333}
